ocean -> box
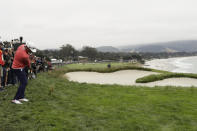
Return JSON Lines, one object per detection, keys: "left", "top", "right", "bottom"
{"left": 172, "top": 56, "right": 197, "bottom": 73}
{"left": 145, "top": 56, "right": 197, "bottom": 73}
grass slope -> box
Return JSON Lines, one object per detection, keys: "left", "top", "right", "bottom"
{"left": 1, "top": 63, "right": 197, "bottom": 130}
{"left": 136, "top": 72, "right": 197, "bottom": 83}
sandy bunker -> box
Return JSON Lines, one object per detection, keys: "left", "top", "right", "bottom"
{"left": 65, "top": 70, "right": 197, "bottom": 87}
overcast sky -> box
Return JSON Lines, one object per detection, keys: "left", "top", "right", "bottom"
{"left": 0, "top": 0, "right": 197, "bottom": 49}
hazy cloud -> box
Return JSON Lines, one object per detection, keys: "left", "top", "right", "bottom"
{"left": 0, "top": 0, "right": 197, "bottom": 49}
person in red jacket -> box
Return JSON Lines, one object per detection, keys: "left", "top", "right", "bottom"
{"left": 0, "top": 44, "right": 5, "bottom": 91}
{"left": 12, "top": 44, "right": 32, "bottom": 104}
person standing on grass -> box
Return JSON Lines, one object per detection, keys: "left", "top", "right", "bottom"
{"left": 7, "top": 48, "right": 17, "bottom": 85}
{"left": 0, "top": 43, "right": 5, "bottom": 91}
{"left": 11, "top": 44, "right": 32, "bottom": 104}
{"left": 2, "top": 49, "right": 11, "bottom": 87}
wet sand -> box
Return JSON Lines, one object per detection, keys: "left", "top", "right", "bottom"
{"left": 65, "top": 70, "right": 197, "bottom": 87}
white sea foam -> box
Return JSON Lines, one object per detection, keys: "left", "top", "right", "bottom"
{"left": 172, "top": 58, "right": 193, "bottom": 73}
{"left": 145, "top": 56, "right": 197, "bottom": 73}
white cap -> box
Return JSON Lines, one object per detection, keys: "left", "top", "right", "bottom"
{"left": 26, "top": 41, "right": 37, "bottom": 53}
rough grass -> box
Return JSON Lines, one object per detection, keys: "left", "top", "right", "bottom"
{"left": 65, "top": 62, "right": 167, "bottom": 74}
{"left": 1, "top": 63, "right": 197, "bottom": 130}
{"left": 136, "top": 72, "right": 197, "bottom": 83}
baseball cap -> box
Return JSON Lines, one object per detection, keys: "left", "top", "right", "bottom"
{"left": 25, "top": 42, "right": 37, "bottom": 53}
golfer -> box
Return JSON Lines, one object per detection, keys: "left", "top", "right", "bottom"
{"left": 12, "top": 44, "right": 32, "bottom": 104}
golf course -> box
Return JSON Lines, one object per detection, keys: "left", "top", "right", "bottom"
{"left": 1, "top": 62, "right": 197, "bottom": 131}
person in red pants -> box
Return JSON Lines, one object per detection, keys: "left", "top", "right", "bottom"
{"left": 11, "top": 44, "right": 32, "bottom": 104}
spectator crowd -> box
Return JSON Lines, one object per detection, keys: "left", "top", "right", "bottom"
{"left": 0, "top": 39, "right": 52, "bottom": 91}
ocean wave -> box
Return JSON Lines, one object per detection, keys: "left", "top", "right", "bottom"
{"left": 173, "top": 58, "right": 193, "bottom": 69}
{"left": 146, "top": 56, "right": 197, "bottom": 73}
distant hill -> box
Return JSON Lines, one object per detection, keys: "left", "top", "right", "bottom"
{"left": 96, "top": 46, "right": 120, "bottom": 52}
{"left": 119, "top": 40, "right": 197, "bottom": 53}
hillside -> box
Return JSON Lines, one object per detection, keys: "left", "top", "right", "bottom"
{"left": 119, "top": 40, "right": 197, "bottom": 53}
{"left": 96, "top": 46, "right": 120, "bottom": 52}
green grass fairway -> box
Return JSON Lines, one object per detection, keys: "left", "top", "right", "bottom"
{"left": 1, "top": 63, "right": 197, "bottom": 131}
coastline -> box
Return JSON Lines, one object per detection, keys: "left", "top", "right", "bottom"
{"left": 144, "top": 56, "right": 197, "bottom": 73}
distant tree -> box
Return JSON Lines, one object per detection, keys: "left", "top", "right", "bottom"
{"left": 41, "top": 49, "right": 59, "bottom": 59}
{"left": 59, "top": 44, "right": 77, "bottom": 61}
{"left": 81, "top": 46, "right": 98, "bottom": 61}
{"left": 35, "top": 49, "right": 44, "bottom": 58}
